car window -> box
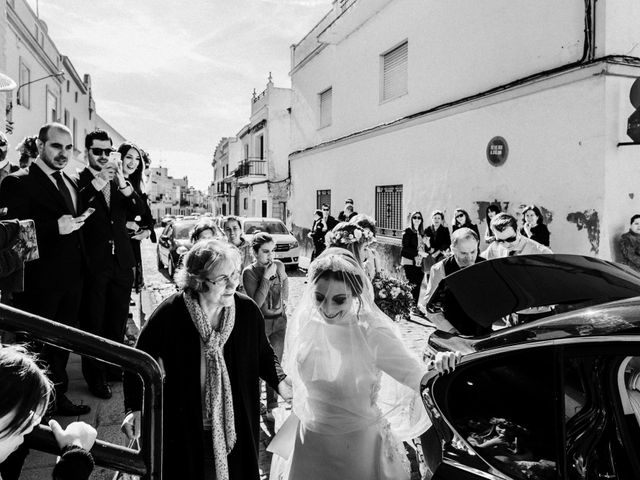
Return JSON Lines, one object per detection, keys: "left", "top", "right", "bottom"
{"left": 564, "top": 350, "right": 640, "bottom": 479}
{"left": 438, "top": 349, "right": 559, "bottom": 480}
{"left": 173, "top": 222, "right": 197, "bottom": 239}
{"left": 244, "top": 221, "right": 288, "bottom": 235}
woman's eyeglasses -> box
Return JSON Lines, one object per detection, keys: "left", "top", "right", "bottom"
{"left": 205, "top": 271, "right": 239, "bottom": 286}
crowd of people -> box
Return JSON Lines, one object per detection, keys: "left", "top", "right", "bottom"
{"left": 0, "top": 123, "right": 156, "bottom": 479}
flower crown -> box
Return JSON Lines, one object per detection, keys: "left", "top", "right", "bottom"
{"left": 328, "top": 226, "right": 374, "bottom": 247}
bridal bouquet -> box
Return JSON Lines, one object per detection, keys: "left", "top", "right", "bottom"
{"left": 371, "top": 272, "right": 414, "bottom": 321}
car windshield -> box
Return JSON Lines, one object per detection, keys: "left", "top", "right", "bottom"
{"left": 244, "top": 221, "right": 288, "bottom": 235}
{"left": 174, "top": 221, "right": 197, "bottom": 239}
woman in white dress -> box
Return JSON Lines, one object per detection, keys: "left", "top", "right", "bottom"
{"left": 274, "top": 248, "right": 459, "bottom": 480}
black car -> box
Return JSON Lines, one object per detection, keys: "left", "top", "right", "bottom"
{"left": 420, "top": 254, "right": 640, "bottom": 480}
{"left": 156, "top": 219, "right": 199, "bottom": 277}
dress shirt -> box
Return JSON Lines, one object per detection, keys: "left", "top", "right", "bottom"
{"left": 35, "top": 157, "right": 78, "bottom": 213}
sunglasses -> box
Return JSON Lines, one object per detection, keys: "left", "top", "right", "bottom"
{"left": 412, "top": 216, "right": 422, "bottom": 220}
{"left": 322, "top": 208, "right": 329, "bottom": 211}
{"left": 496, "top": 234, "right": 517, "bottom": 244}
{"left": 90, "top": 147, "right": 114, "bottom": 157}
{"left": 456, "top": 213, "right": 465, "bottom": 219}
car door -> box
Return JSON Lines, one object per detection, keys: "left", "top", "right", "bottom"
{"left": 422, "top": 345, "right": 562, "bottom": 480}
{"left": 158, "top": 224, "right": 172, "bottom": 264}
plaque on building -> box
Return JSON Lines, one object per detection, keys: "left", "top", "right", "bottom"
{"left": 486, "top": 136, "right": 508, "bottom": 167}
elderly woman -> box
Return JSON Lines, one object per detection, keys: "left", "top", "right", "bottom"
{"left": 122, "top": 239, "right": 290, "bottom": 480}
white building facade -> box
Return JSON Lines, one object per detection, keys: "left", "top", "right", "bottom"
{"left": 289, "top": 0, "right": 640, "bottom": 269}
{"left": 3, "top": 0, "right": 124, "bottom": 174}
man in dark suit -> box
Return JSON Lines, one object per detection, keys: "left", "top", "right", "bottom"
{"left": 76, "top": 129, "right": 143, "bottom": 400}
{"left": 0, "top": 123, "right": 90, "bottom": 416}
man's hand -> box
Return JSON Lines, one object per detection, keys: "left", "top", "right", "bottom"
{"left": 96, "top": 165, "right": 117, "bottom": 183}
{"left": 49, "top": 419, "right": 97, "bottom": 451}
{"left": 278, "top": 377, "right": 293, "bottom": 403}
{"left": 58, "top": 215, "right": 83, "bottom": 235}
{"left": 121, "top": 411, "right": 141, "bottom": 441}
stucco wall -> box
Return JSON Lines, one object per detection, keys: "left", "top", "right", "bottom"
{"left": 290, "top": 75, "right": 611, "bottom": 270}
{"left": 291, "top": 0, "right": 587, "bottom": 152}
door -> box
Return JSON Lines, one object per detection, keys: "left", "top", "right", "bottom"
{"left": 262, "top": 200, "right": 268, "bottom": 217}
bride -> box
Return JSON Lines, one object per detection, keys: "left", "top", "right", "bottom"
{"left": 273, "top": 248, "right": 459, "bottom": 480}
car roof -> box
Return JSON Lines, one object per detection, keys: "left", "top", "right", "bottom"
{"left": 430, "top": 254, "right": 640, "bottom": 328}
{"left": 241, "top": 217, "right": 285, "bottom": 223}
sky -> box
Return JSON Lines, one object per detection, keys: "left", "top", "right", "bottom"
{"left": 28, "top": 0, "right": 332, "bottom": 191}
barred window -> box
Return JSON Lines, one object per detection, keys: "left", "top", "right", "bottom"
{"left": 316, "top": 190, "right": 331, "bottom": 210}
{"left": 381, "top": 42, "right": 408, "bottom": 102}
{"left": 375, "top": 185, "right": 403, "bottom": 237}
{"left": 319, "top": 87, "right": 332, "bottom": 128}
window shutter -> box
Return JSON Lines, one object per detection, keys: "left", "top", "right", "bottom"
{"left": 382, "top": 42, "right": 408, "bottom": 101}
{"left": 320, "top": 88, "right": 332, "bottom": 127}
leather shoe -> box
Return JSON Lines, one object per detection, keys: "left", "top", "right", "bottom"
{"left": 51, "top": 395, "right": 91, "bottom": 416}
{"left": 89, "top": 381, "right": 112, "bottom": 399}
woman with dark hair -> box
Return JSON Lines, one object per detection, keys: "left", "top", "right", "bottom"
{"left": 451, "top": 208, "right": 479, "bottom": 238}
{"left": 484, "top": 204, "right": 501, "bottom": 244}
{"left": 425, "top": 210, "right": 451, "bottom": 263}
{"left": 0, "top": 345, "right": 97, "bottom": 480}
{"left": 13, "top": 136, "right": 38, "bottom": 171}
{"left": 620, "top": 214, "right": 640, "bottom": 273}
{"left": 401, "top": 212, "right": 427, "bottom": 303}
{"left": 119, "top": 142, "right": 156, "bottom": 292}
{"left": 242, "top": 232, "right": 289, "bottom": 418}
{"left": 190, "top": 219, "right": 220, "bottom": 244}
{"left": 349, "top": 214, "right": 379, "bottom": 279}
{"left": 122, "top": 239, "right": 290, "bottom": 480}
{"left": 520, "top": 205, "right": 550, "bottom": 247}
{"left": 270, "top": 248, "right": 460, "bottom": 479}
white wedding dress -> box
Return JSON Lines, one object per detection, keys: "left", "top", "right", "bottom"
{"left": 273, "top": 307, "right": 429, "bottom": 480}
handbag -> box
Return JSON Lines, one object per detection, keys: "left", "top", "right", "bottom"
{"left": 111, "top": 438, "right": 141, "bottom": 480}
{"left": 421, "top": 254, "right": 436, "bottom": 273}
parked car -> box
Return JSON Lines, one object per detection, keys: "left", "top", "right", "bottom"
{"left": 234, "top": 217, "right": 300, "bottom": 269}
{"left": 420, "top": 254, "right": 640, "bottom": 480}
{"left": 160, "top": 214, "right": 175, "bottom": 227}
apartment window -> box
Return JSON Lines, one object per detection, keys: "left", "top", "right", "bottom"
{"left": 244, "top": 144, "right": 249, "bottom": 160}
{"left": 319, "top": 87, "right": 332, "bottom": 128}
{"left": 243, "top": 198, "right": 248, "bottom": 210}
{"left": 66, "top": 80, "right": 70, "bottom": 92}
{"left": 316, "top": 189, "right": 331, "bottom": 210}
{"left": 375, "top": 185, "right": 403, "bottom": 237}
{"left": 63, "top": 109, "right": 70, "bottom": 127}
{"left": 72, "top": 118, "right": 78, "bottom": 150}
{"left": 75, "top": 92, "right": 78, "bottom": 103}
{"left": 46, "top": 88, "right": 58, "bottom": 123}
{"left": 258, "top": 135, "right": 264, "bottom": 159}
{"left": 18, "top": 60, "right": 30, "bottom": 108}
{"left": 381, "top": 41, "right": 408, "bottom": 102}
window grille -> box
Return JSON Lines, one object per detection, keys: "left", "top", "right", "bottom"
{"left": 375, "top": 185, "right": 403, "bottom": 237}
{"left": 382, "top": 42, "right": 408, "bottom": 101}
{"left": 316, "top": 190, "right": 331, "bottom": 210}
{"left": 319, "top": 87, "right": 332, "bottom": 128}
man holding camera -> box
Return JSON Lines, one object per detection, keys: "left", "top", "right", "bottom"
{"left": 76, "top": 129, "right": 143, "bottom": 399}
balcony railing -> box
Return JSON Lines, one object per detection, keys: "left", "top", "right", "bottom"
{"left": 235, "top": 158, "right": 266, "bottom": 178}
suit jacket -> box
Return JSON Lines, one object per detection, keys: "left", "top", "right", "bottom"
{"left": 0, "top": 163, "right": 84, "bottom": 292}
{"left": 76, "top": 168, "right": 144, "bottom": 271}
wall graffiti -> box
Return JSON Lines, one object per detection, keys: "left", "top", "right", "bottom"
{"left": 566, "top": 209, "right": 600, "bottom": 254}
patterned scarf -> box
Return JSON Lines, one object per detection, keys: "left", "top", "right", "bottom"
{"left": 183, "top": 292, "right": 236, "bottom": 480}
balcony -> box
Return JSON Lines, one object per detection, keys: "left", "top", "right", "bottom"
{"left": 235, "top": 158, "right": 267, "bottom": 184}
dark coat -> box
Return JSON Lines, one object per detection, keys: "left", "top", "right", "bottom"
{"left": 401, "top": 227, "right": 422, "bottom": 260}
{"left": 425, "top": 224, "right": 451, "bottom": 254}
{"left": 521, "top": 223, "right": 550, "bottom": 247}
{"left": 75, "top": 168, "right": 144, "bottom": 271}
{"left": 0, "top": 164, "right": 84, "bottom": 292}
{"left": 452, "top": 222, "right": 480, "bottom": 239}
{"left": 123, "top": 292, "right": 286, "bottom": 480}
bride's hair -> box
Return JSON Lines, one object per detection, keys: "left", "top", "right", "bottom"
{"left": 309, "top": 247, "right": 365, "bottom": 299}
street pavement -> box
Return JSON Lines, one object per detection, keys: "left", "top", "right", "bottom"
{"left": 20, "top": 231, "right": 433, "bottom": 479}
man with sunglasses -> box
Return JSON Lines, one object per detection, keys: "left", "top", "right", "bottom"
{"left": 482, "top": 213, "right": 551, "bottom": 259}
{"left": 75, "top": 129, "right": 144, "bottom": 400}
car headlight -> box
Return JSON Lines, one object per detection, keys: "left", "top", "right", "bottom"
{"left": 290, "top": 241, "right": 299, "bottom": 248}
{"left": 176, "top": 245, "right": 189, "bottom": 255}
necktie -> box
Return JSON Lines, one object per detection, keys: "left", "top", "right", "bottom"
{"left": 52, "top": 171, "right": 76, "bottom": 216}
{"left": 102, "top": 182, "right": 111, "bottom": 209}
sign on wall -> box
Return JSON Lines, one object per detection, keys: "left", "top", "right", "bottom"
{"left": 486, "top": 136, "right": 509, "bottom": 167}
